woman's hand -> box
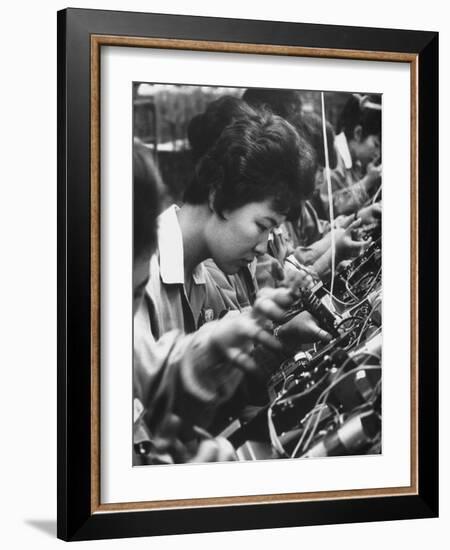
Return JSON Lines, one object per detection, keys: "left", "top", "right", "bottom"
{"left": 365, "top": 160, "right": 382, "bottom": 192}
{"left": 187, "top": 436, "right": 237, "bottom": 463}
{"left": 179, "top": 286, "right": 300, "bottom": 406}
{"left": 255, "top": 253, "right": 285, "bottom": 289}
{"left": 282, "top": 264, "right": 316, "bottom": 294}
{"left": 333, "top": 219, "right": 370, "bottom": 262}
{"left": 357, "top": 202, "right": 382, "bottom": 226}
{"left": 148, "top": 413, "right": 237, "bottom": 464}
{"left": 276, "top": 310, "right": 332, "bottom": 351}
{"left": 208, "top": 286, "right": 297, "bottom": 373}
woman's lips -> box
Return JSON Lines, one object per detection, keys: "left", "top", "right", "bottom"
{"left": 239, "top": 257, "right": 254, "bottom": 265}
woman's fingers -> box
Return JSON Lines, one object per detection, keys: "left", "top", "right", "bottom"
{"left": 188, "top": 440, "right": 219, "bottom": 463}
{"left": 303, "top": 312, "right": 333, "bottom": 343}
{"left": 214, "top": 437, "right": 238, "bottom": 462}
{"left": 367, "top": 202, "right": 382, "bottom": 218}
{"left": 257, "top": 286, "right": 293, "bottom": 306}
{"left": 312, "top": 325, "right": 333, "bottom": 343}
{"left": 188, "top": 438, "right": 237, "bottom": 463}
{"left": 225, "top": 346, "right": 257, "bottom": 372}
{"left": 283, "top": 268, "right": 315, "bottom": 292}
{"left": 348, "top": 237, "right": 371, "bottom": 253}
{"left": 252, "top": 286, "right": 299, "bottom": 323}
{"left": 345, "top": 218, "right": 362, "bottom": 233}
{"left": 283, "top": 311, "right": 333, "bottom": 344}
{"left": 252, "top": 296, "right": 287, "bottom": 322}
{"left": 358, "top": 203, "right": 382, "bottom": 225}
{"left": 340, "top": 215, "right": 355, "bottom": 229}
{"left": 252, "top": 327, "right": 282, "bottom": 352}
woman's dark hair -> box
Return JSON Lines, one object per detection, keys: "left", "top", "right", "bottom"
{"left": 337, "top": 93, "right": 382, "bottom": 140}
{"left": 133, "top": 142, "right": 162, "bottom": 260}
{"left": 289, "top": 111, "right": 338, "bottom": 170}
{"left": 187, "top": 96, "right": 256, "bottom": 163}
{"left": 242, "top": 87, "right": 302, "bottom": 119}
{"left": 184, "top": 112, "right": 316, "bottom": 216}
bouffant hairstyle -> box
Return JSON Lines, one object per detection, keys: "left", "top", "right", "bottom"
{"left": 187, "top": 96, "right": 256, "bottom": 163}
{"left": 133, "top": 142, "right": 162, "bottom": 260}
{"left": 184, "top": 110, "right": 316, "bottom": 216}
{"left": 185, "top": 96, "right": 316, "bottom": 215}
{"left": 337, "top": 93, "right": 382, "bottom": 141}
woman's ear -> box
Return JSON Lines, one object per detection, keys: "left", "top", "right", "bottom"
{"left": 208, "top": 189, "right": 216, "bottom": 213}
{"left": 353, "top": 124, "right": 363, "bottom": 143}
{"left": 208, "top": 190, "right": 229, "bottom": 219}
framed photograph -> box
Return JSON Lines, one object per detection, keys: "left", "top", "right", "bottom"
{"left": 57, "top": 8, "right": 438, "bottom": 541}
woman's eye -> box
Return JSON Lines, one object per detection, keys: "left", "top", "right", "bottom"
{"left": 257, "top": 223, "right": 269, "bottom": 233}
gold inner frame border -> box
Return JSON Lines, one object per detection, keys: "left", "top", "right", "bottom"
{"left": 89, "top": 34, "right": 419, "bottom": 514}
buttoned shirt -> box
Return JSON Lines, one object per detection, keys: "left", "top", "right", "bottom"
{"left": 142, "top": 205, "right": 264, "bottom": 435}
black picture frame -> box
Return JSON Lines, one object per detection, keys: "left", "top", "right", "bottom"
{"left": 57, "top": 7, "right": 438, "bottom": 541}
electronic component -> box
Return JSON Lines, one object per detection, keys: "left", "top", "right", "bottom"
{"left": 301, "top": 407, "right": 380, "bottom": 457}
{"left": 224, "top": 229, "right": 383, "bottom": 460}
{"left": 327, "top": 237, "right": 382, "bottom": 302}
{"left": 279, "top": 278, "right": 342, "bottom": 338}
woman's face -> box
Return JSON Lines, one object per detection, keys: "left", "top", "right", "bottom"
{"left": 205, "top": 199, "right": 285, "bottom": 274}
{"left": 350, "top": 131, "right": 381, "bottom": 168}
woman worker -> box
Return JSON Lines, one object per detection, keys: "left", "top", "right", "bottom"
{"left": 145, "top": 102, "right": 330, "bottom": 349}
{"left": 133, "top": 143, "right": 300, "bottom": 463}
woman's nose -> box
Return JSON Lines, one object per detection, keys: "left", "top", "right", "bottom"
{"left": 254, "top": 237, "right": 269, "bottom": 256}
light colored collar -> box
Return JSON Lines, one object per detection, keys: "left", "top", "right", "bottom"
{"left": 157, "top": 204, "right": 206, "bottom": 286}
{"left": 335, "top": 131, "right": 353, "bottom": 170}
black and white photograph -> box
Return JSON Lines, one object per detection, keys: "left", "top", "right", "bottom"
{"left": 50, "top": 3, "right": 439, "bottom": 543}
{"left": 0, "top": 0, "right": 443, "bottom": 544}
{"left": 132, "top": 83, "right": 383, "bottom": 466}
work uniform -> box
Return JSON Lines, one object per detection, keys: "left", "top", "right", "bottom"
{"left": 133, "top": 298, "right": 242, "bottom": 464}
{"left": 203, "top": 258, "right": 256, "bottom": 312}
{"left": 143, "top": 205, "right": 259, "bottom": 435}
{"left": 146, "top": 204, "right": 256, "bottom": 337}
{"left": 144, "top": 205, "right": 311, "bottom": 437}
